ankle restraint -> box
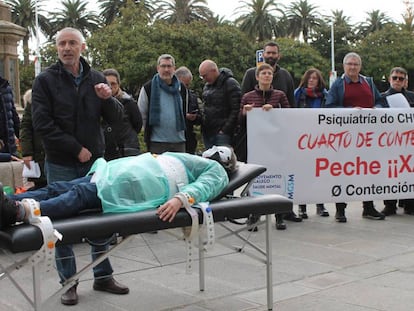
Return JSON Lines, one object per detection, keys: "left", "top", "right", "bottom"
{"left": 22, "top": 199, "right": 62, "bottom": 271}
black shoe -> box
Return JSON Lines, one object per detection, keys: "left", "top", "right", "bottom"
{"left": 381, "top": 205, "right": 397, "bottom": 216}
{"left": 335, "top": 205, "right": 347, "bottom": 223}
{"left": 298, "top": 205, "right": 308, "bottom": 219}
{"left": 61, "top": 284, "right": 78, "bottom": 306}
{"left": 284, "top": 211, "right": 302, "bottom": 222}
{"left": 275, "top": 215, "right": 286, "bottom": 230}
{"left": 246, "top": 214, "right": 260, "bottom": 232}
{"left": 0, "top": 183, "right": 18, "bottom": 229}
{"left": 316, "top": 204, "right": 329, "bottom": 217}
{"left": 362, "top": 206, "right": 385, "bottom": 220}
{"left": 93, "top": 277, "right": 129, "bottom": 295}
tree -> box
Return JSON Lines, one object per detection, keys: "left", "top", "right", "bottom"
{"left": 285, "top": 0, "right": 321, "bottom": 43}
{"left": 87, "top": 1, "right": 254, "bottom": 95}
{"left": 357, "top": 24, "right": 414, "bottom": 84}
{"left": 401, "top": 0, "right": 414, "bottom": 32}
{"left": 357, "top": 10, "right": 393, "bottom": 37}
{"left": 48, "top": 0, "right": 101, "bottom": 39}
{"left": 310, "top": 10, "right": 357, "bottom": 75}
{"left": 5, "top": 0, "right": 49, "bottom": 65}
{"left": 153, "top": 0, "right": 213, "bottom": 24}
{"left": 234, "top": 0, "right": 283, "bottom": 42}
{"left": 257, "top": 37, "right": 329, "bottom": 85}
{"left": 98, "top": 0, "right": 155, "bottom": 26}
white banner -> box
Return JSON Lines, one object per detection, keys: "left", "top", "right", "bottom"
{"left": 247, "top": 108, "right": 414, "bottom": 204}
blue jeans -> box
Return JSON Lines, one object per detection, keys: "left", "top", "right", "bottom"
{"left": 38, "top": 161, "right": 113, "bottom": 283}
{"left": 202, "top": 133, "right": 232, "bottom": 149}
{"left": 11, "top": 176, "right": 100, "bottom": 219}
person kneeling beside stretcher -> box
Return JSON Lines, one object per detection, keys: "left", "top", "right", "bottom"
{"left": 0, "top": 146, "right": 236, "bottom": 229}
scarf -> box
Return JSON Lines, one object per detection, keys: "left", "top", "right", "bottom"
{"left": 305, "top": 87, "right": 323, "bottom": 99}
{"left": 298, "top": 87, "right": 323, "bottom": 108}
{"left": 149, "top": 74, "right": 185, "bottom": 131}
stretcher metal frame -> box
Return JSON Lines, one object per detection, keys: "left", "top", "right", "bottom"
{"left": 0, "top": 162, "right": 292, "bottom": 311}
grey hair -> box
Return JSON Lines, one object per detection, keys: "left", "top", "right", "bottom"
{"left": 157, "top": 54, "right": 175, "bottom": 66}
{"left": 175, "top": 66, "right": 193, "bottom": 80}
{"left": 56, "top": 27, "right": 85, "bottom": 45}
{"left": 343, "top": 52, "right": 361, "bottom": 65}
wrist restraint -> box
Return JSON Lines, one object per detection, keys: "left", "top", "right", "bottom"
{"left": 22, "top": 199, "right": 62, "bottom": 272}
{"left": 173, "top": 193, "right": 215, "bottom": 273}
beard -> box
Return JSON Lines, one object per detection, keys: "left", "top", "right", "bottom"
{"left": 265, "top": 57, "right": 278, "bottom": 66}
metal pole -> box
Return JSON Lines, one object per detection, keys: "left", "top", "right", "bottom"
{"left": 34, "top": 0, "right": 41, "bottom": 76}
{"left": 329, "top": 21, "right": 337, "bottom": 87}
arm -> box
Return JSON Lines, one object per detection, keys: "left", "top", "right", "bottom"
{"left": 241, "top": 68, "right": 256, "bottom": 95}
{"left": 11, "top": 102, "right": 20, "bottom": 138}
{"left": 157, "top": 154, "right": 229, "bottom": 222}
{"left": 325, "top": 79, "right": 342, "bottom": 108}
{"left": 137, "top": 87, "right": 149, "bottom": 128}
{"left": 285, "top": 73, "right": 295, "bottom": 108}
{"left": 279, "top": 92, "right": 291, "bottom": 108}
{"left": 371, "top": 80, "right": 388, "bottom": 108}
{"left": 123, "top": 97, "right": 143, "bottom": 133}
{"left": 221, "top": 78, "right": 242, "bottom": 135}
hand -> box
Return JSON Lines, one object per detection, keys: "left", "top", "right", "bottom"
{"left": 23, "top": 156, "right": 33, "bottom": 168}
{"left": 94, "top": 83, "right": 112, "bottom": 100}
{"left": 242, "top": 104, "right": 253, "bottom": 115}
{"left": 186, "top": 113, "right": 197, "bottom": 121}
{"left": 156, "top": 197, "right": 182, "bottom": 222}
{"left": 11, "top": 155, "right": 22, "bottom": 162}
{"left": 262, "top": 104, "right": 273, "bottom": 111}
{"left": 78, "top": 147, "right": 92, "bottom": 163}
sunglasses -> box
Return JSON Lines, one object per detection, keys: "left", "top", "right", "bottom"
{"left": 391, "top": 76, "right": 405, "bottom": 81}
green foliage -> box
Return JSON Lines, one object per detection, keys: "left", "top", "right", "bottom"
{"left": 255, "top": 38, "right": 330, "bottom": 85}
{"left": 18, "top": 62, "right": 35, "bottom": 99}
{"left": 87, "top": 2, "right": 255, "bottom": 95}
{"left": 356, "top": 24, "right": 414, "bottom": 84}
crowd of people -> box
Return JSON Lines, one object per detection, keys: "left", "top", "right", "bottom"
{"left": 0, "top": 26, "right": 413, "bottom": 306}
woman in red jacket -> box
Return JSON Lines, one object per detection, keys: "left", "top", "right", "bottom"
{"left": 238, "top": 63, "right": 297, "bottom": 230}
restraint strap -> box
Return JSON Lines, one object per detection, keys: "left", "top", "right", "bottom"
{"left": 23, "top": 199, "right": 62, "bottom": 271}
{"left": 197, "top": 202, "right": 215, "bottom": 250}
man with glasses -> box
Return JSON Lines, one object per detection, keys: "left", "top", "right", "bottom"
{"left": 326, "top": 52, "right": 388, "bottom": 223}
{"left": 138, "top": 54, "right": 186, "bottom": 153}
{"left": 381, "top": 67, "right": 414, "bottom": 216}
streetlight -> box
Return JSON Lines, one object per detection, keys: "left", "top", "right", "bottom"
{"left": 329, "top": 20, "right": 337, "bottom": 87}
{"left": 34, "top": 0, "right": 41, "bottom": 76}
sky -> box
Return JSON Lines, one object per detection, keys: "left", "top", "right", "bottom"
{"left": 43, "top": 0, "right": 409, "bottom": 25}
{"left": 206, "top": 0, "right": 408, "bottom": 24}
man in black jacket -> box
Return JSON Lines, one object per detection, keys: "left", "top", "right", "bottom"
{"left": 381, "top": 67, "right": 414, "bottom": 216}
{"left": 31, "top": 27, "right": 127, "bottom": 306}
{"left": 241, "top": 41, "right": 295, "bottom": 107}
{"left": 198, "top": 60, "right": 241, "bottom": 148}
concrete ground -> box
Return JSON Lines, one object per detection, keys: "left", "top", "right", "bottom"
{"left": 1, "top": 200, "right": 414, "bottom": 311}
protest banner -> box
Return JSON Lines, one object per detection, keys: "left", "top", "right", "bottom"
{"left": 247, "top": 108, "right": 414, "bottom": 204}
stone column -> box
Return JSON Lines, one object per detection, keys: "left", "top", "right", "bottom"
{"left": 0, "top": 1, "right": 26, "bottom": 107}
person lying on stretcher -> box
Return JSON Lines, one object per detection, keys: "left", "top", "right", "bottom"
{"left": 0, "top": 146, "right": 237, "bottom": 229}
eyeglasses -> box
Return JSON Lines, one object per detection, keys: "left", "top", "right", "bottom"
{"left": 199, "top": 70, "right": 211, "bottom": 80}
{"left": 391, "top": 76, "right": 406, "bottom": 81}
{"left": 159, "top": 64, "right": 173, "bottom": 69}
{"left": 344, "top": 62, "right": 360, "bottom": 67}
